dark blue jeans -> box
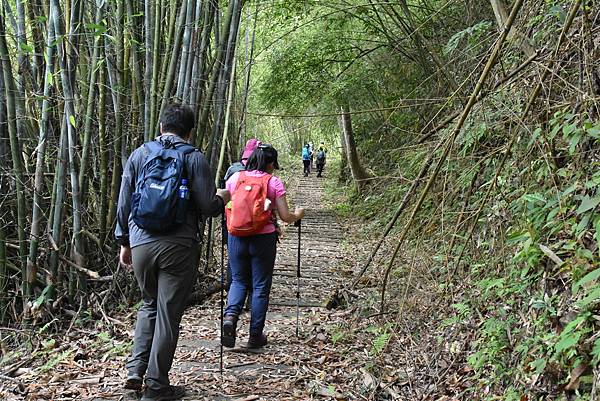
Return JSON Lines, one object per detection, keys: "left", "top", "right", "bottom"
{"left": 225, "top": 232, "right": 277, "bottom": 336}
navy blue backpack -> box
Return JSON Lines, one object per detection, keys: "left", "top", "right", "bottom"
{"left": 131, "top": 140, "right": 196, "bottom": 232}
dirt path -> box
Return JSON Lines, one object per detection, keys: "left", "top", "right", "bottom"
{"left": 163, "top": 174, "right": 349, "bottom": 400}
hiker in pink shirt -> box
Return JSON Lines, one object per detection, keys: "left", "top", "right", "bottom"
{"left": 222, "top": 144, "right": 304, "bottom": 349}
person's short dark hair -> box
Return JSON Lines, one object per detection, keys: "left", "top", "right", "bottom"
{"left": 160, "top": 103, "right": 195, "bottom": 139}
{"left": 246, "top": 144, "right": 279, "bottom": 172}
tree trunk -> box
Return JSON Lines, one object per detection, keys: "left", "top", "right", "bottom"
{"left": 215, "top": 46, "right": 237, "bottom": 183}
{"left": 340, "top": 104, "right": 370, "bottom": 192}
{"left": 337, "top": 114, "right": 349, "bottom": 182}
{"left": 190, "top": 0, "right": 215, "bottom": 111}
{"left": 237, "top": 0, "right": 259, "bottom": 148}
{"left": 149, "top": 0, "right": 162, "bottom": 133}
{"left": 490, "top": 0, "right": 534, "bottom": 57}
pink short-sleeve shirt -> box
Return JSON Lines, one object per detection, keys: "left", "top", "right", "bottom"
{"left": 226, "top": 170, "right": 286, "bottom": 234}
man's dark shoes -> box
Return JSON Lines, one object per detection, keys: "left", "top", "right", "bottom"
{"left": 247, "top": 333, "right": 267, "bottom": 349}
{"left": 141, "top": 385, "right": 186, "bottom": 401}
{"left": 124, "top": 374, "right": 143, "bottom": 392}
{"left": 222, "top": 314, "right": 238, "bottom": 348}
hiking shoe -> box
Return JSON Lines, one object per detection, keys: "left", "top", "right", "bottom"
{"left": 247, "top": 333, "right": 267, "bottom": 349}
{"left": 124, "top": 375, "right": 143, "bottom": 392}
{"left": 222, "top": 315, "right": 238, "bottom": 348}
{"left": 141, "top": 385, "right": 186, "bottom": 401}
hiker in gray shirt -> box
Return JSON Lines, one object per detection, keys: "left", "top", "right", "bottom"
{"left": 115, "top": 103, "right": 230, "bottom": 401}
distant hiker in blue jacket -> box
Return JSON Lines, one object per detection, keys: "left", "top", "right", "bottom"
{"left": 302, "top": 144, "right": 312, "bottom": 177}
{"left": 116, "top": 103, "right": 230, "bottom": 401}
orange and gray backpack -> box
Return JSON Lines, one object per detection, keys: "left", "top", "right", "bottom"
{"left": 226, "top": 172, "right": 272, "bottom": 236}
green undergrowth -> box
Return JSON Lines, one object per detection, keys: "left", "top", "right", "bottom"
{"left": 452, "top": 112, "right": 600, "bottom": 400}
{"left": 331, "top": 109, "right": 600, "bottom": 399}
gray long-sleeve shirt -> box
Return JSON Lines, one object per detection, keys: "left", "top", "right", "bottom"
{"left": 115, "top": 135, "right": 224, "bottom": 248}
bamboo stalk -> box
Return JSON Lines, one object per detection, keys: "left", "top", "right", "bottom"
{"left": 26, "top": 4, "right": 56, "bottom": 298}
{"left": 78, "top": 4, "right": 104, "bottom": 201}
{"left": 176, "top": 0, "right": 194, "bottom": 99}
{"left": 237, "top": 0, "right": 259, "bottom": 145}
{"left": 143, "top": 0, "right": 153, "bottom": 139}
{"left": 48, "top": 120, "right": 68, "bottom": 295}
{"left": 149, "top": 0, "right": 162, "bottom": 135}
{"left": 0, "top": 12, "right": 28, "bottom": 297}
{"left": 182, "top": 0, "right": 203, "bottom": 104}
{"left": 0, "top": 224, "right": 5, "bottom": 322}
{"left": 125, "top": 0, "right": 144, "bottom": 147}
{"left": 51, "top": 0, "right": 87, "bottom": 301}
{"left": 98, "top": 65, "right": 108, "bottom": 241}
{"left": 105, "top": 3, "right": 124, "bottom": 235}
{"left": 158, "top": 0, "right": 177, "bottom": 94}
{"left": 215, "top": 44, "right": 238, "bottom": 185}
{"left": 194, "top": 0, "right": 235, "bottom": 148}
{"left": 190, "top": 0, "right": 214, "bottom": 111}
{"left": 156, "top": 1, "right": 188, "bottom": 133}
{"left": 206, "top": 0, "right": 242, "bottom": 164}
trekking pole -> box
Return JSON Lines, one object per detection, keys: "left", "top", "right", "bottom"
{"left": 219, "top": 180, "right": 226, "bottom": 375}
{"left": 294, "top": 219, "right": 302, "bottom": 337}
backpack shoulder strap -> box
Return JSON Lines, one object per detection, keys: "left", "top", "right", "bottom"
{"left": 135, "top": 141, "right": 163, "bottom": 187}
{"left": 175, "top": 142, "right": 197, "bottom": 155}
{"left": 260, "top": 173, "right": 273, "bottom": 184}
{"left": 233, "top": 171, "right": 247, "bottom": 190}
{"left": 259, "top": 173, "right": 273, "bottom": 195}
{"left": 143, "top": 140, "right": 163, "bottom": 156}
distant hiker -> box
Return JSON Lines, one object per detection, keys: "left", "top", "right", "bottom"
{"left": 302, "top": 144, "right": 311, "bottom": 177}
{"left": 316, "top": 143, "right": 327, "bottom": 178}
{"left": 115, "top": 103, "right": 230, "bottom": 401}
{"left": 223, "top": 144, "right": 304, "bottom": 349}
{"left": 224, "top": 138, "right": 261, "bottom": 182}
{"left": 308, "top": 141, "right": 314, "bottom": 169}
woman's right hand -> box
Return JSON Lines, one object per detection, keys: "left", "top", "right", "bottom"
{"left": 295, "top": 207, "right": 305, "bottom": 220}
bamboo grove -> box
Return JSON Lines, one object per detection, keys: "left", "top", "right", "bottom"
{"left": 0, "top": 0, "right": 249, "bottom": 323}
